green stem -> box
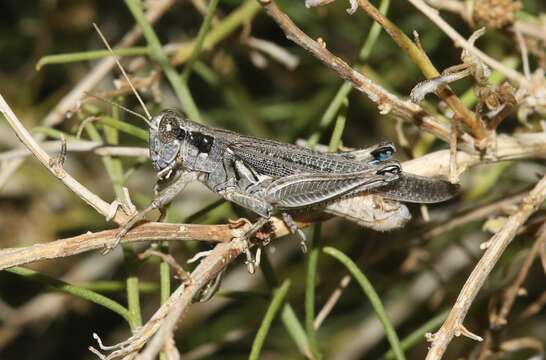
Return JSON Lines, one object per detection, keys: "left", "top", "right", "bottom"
{"left": 307, "top": 83, "right": 352, "bottom": 148}
{"left": 305, "top": 225, "right": 322, "bottom": 359}
{"left": 83, "top": 122, "right": 124, "bottom": 199}
{"left": 328, "top": 98, "right": 348, "bottom": 152}
{"left": 104, "top": 103, "right": 125, "bottom": 199}
{"left": 182, "top": 0, "right": 220, "bottom": 82}
{"left": 358, "top": 0, "right": 486, "bottom": 139}
{"left": 99, "top": 115, "right": 149, "bottom": 141}
{"left": 259, "top": 252, "right": 312, "bottom": 358}
{"left": 36, "top": 47, "right": 150, "bottom": 70}
{"left": 126, "top": 276, "right": 143, "bottom": 329}
{"left": 307, "top": 0, "right": 390, "bottom": 148}
{"left": 359, "top": 0, "right": 391, "bottom": 61}
{"left": 32, "top": 127, "right": 78, "bottom": 141}
{"left": 125, "top": 0, "right": 202, "bottom": 122}
{"left": 248, "top": 280, "right": 291, "bottom": 360}
{"left": 6, "top": 266, "right": 135, "bottom": 329}
{"left": 323, "top": 247, "right": 405, "bottom": 360}
{"left": 77, "top": 280, "right": 158, "bottom": 293}
{"left": 172, "top": 0, "right": 261, "bottom": 64}
{"left": 382, "top": 310, "right": 449, "bottom": 360}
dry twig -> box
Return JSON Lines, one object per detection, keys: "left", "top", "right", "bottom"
{"left": 90, "top": 235, "right": 253, "bottom": 359}
{"left": 314, "top": 274, "right": 351, "bottom": 330}
{"left": 491, "top": 222, "right": 546, "bottom": 327}
{"left": 356, "top": 0, "right": 488, "bottom": 141}
{"left": 425, "top": 174, "right": 546, "bottom": 359}
{"left": 0, "top": 94, "right": 129, "bottom": 224}
{"left": 408, "top": 0, "right": 528, "bottom": 86}
{"left": 0, "top": 141, "right": 148, "bottom": 161}
{"left": 257, "top": 0, "right": 462, "bottom": 145}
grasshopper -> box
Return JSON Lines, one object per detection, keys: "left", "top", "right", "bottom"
{"left": 111, "top": 109, "right": 458, "bottom": 270}
{"left": 92, "top": 24, "right": 458, "bottom": 271}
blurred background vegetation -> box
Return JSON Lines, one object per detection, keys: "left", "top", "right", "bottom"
{"left": 0, "top": 0, "right": 545, "bottom": 359}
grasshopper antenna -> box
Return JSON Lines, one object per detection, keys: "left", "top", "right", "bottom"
{"left": 83, "top": 91, "right": 151, "bottom": 124}
{"left": 92, "top": 23, "right": 155, "bottom": 128}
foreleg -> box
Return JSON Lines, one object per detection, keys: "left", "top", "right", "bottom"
{"left": 104, "top": 172, "right": 196, "bottom": 254}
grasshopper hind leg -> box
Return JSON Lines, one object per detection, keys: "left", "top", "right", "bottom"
{"left": 281, "top": 212, "right": 307, "bottom": 253}
{"left": 235, "top": 216, "right": 270, "bottom": 274}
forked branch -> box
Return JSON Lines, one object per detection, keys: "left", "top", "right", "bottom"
{"left": 257, "top": 0, "right": 463, "bottom": 146}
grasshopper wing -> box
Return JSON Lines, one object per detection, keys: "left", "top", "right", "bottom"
{"left": 229, "top": 139, "right": 371, "bottom": 177}
{"left": 264, "top": 162, "right": 401, "bottom": 209}
{"left": 377, "top": 173, "right": 459, "bottom": 203}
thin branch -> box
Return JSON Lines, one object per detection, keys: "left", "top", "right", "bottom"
{"left": 425, "top": 174, "right": 546, "bottom": 359}
{"left": 0, "top": 141, "right": 148, "bottom": 161}
{"left": 407, "top": 0, "right": 528, "bottom": 86}
{"left": 94, "top": 237, "right": 252, "bottom": 360}
{"left": 0, "top": 218, "right": 294, "bottom": 272}
{"left": 139, "top": 250, "right": 191, "bottom": 283}
{"left": 518, "top": 291, "right": 546, "bottom": 320}
{"left": 245, "top": 37, "right": 300, "bottom": 70}
{"left": 257, "top": 0, "right": 459, "bottom": 145}
{"left": 422, "top": 191, "right": 526, "bottom": 241}
{"left": 0, "top": 94, "right": 128, "bottom": 224}
{"left": 491, "top": 222, "right": 546, "bottom": 327}
{"left": 356, "top": 0, "right": 488, "bottom": 141}
{"left": 514, "top": 24, "right": 531, "bottom": 80}
{"left": 401, "top": 132, "right": 546, "bottom": 178}
{"left": 449, "top": 117, "right": 459, "bottom": 183}
{"left": 314, "top": 274, "right": 351, "bottom": 330}
{"left": 422, "top": 0, "right": 467, "bottom": 18}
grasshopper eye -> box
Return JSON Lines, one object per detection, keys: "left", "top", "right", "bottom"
{"left": 159, "top": 115, "right": 182, "bottom": 143}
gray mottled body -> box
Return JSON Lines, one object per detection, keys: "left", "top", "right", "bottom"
{"left": 147, "top": 110, "right": 458, "bottom": 233}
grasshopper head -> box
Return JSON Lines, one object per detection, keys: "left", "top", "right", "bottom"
{"left": 149, "top": 110, "right": 189, "bottom": 179}
{"left": 149, "top": 110, "right": 214, "bottom": 179}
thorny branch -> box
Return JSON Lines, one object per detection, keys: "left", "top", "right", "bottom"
{"left": 90, "top": 236, "right": 254, "bottom": 360}
{"left": 425, "top": 174, "right": 546, "bottom": 360}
